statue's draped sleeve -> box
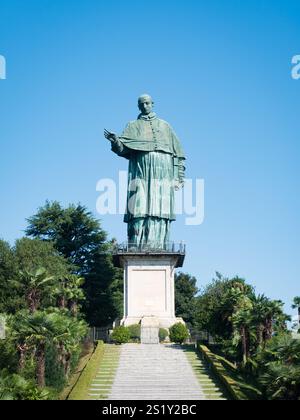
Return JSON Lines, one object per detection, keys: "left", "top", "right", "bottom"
{"left": 110, "top": 133, "right": 131, "bottom": 159}
{"left": 169, "top": 124, "right": 186, "bottom": 186}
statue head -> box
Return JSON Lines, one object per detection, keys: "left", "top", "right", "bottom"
{"left": 138, "top": 94, "right": 154, "bottom": 115}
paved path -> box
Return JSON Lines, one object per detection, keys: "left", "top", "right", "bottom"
{"left": 108, "top": 344, "right": 205, "bottom": 400}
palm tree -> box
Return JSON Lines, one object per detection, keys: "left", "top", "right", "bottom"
{"left": 264, "top": 300, "right": 285, "bottom": 340}
{"left": 13, "top": 311, "right": 58, "bottom": 388}
{"left": 52, "top": 274, "right": 85, "bottom": 316}
{"left": 292, "top": 297, "right": 300, "bottom": 332}
{"left": 16, "top": 268, "right": 55, "bottom": 313}
{"left": 0, "top": 370, "right": 49, "bottom": 400}
{"left": 12, "top": 309, "right": 88, "bottom": 387}
{"left": 228, "top": 288, "right": 254, "bottom": 365}
{"left": 231, "top": 307, "right": 254, "bottom": 365}
{"left": 257, "top": 334, "right": 300, "bottom": 400}
{"left": 46, "top": 311, "right": 87, "bottom": 377}
{"left": 252, "top": 294, "right": 270, "bottom": 347}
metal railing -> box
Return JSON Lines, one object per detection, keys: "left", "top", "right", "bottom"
{"left": 113, "top": 241, "right": 186, "bottom": 254}
{"left": 89, "top": 327, "right": 112, "bottom": 342}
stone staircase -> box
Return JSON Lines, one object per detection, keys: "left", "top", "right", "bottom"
{"left": 108, "top": 343, "right": 225, "bottom": 400}
{"left": 88, "top": 345, "right": 120, "bottom": 400}
{"left": 182, "top": 346, "right": 227, "bottom": 400}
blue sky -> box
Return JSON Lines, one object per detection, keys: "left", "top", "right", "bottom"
{"left": 0, "top": 0, "right": 299, "bottom": 318}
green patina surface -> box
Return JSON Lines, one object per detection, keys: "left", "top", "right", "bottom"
{"left": 106, "top": 95, "right": 186, "bottom": 249}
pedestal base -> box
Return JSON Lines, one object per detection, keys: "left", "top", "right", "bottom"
{"left": 113, "top": 250, "right": 186, "bottom": 330}
{"left": 140, "top": 316, "right": 159, "bottom": 344}
{"left": 121, "top": 316, "right": 185, "bottom": 329}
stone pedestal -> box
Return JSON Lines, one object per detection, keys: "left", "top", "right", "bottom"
{"left": 113, "top": 249, "right": 185, "bottom": 330}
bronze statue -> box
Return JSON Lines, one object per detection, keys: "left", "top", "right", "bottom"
{"left": 104, "top": 94, "right": 185, "bottom": 249}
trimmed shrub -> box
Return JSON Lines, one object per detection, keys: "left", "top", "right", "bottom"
{"left": 111, "top": 326, "right": 131, "bottom": 345}
{"left": 159, "top": 328, "right": 169, "bottom": 343}
{"left": 128, "top": 324, "right": 141, "bottom": 342}
{"left": 169, "top": 323, "right": 189, "bottom": 344}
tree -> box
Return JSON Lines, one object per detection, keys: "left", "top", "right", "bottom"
{"left": 14, "top": 237, "right": 71, "bottom": 278}
{"left": 82, "top": 245, "right": 123, "bottom": 326}
{"left": 11, "top": 310, "right": 87, "bottom": 388}
{"left": 252, "top": 295, "right": 288, "bottom": 348}
{"left": 229, "top": 289, "right": 255, "bottom": 365}
{"left": 256, "top": 334, "right": 300, "bottom": 400}
{"left": 52, "top": 274, "right": 85, "bottom": 316}
{"left": 0, "top": 370, "right": 49, "bottom": 400}
{"left": 195, "top": 273, "right": 255, "bottom": 340}
{"left": 175, "top": 272, "right": 198, "bottom": 327}
{"left": 45, "top": 310, "right": 87, "bottom": 378}
{"left": 25, "top": 201, "right": 123, "bottom": 326}
{"left": 263, "top": 300, "right": 286, "bottom": 340}
{"left": 0, "top": 240, "right": 22, "bottom": 313}
{"left": 195, "top": 273, "right": 289, "bottom": 365}
{"left": 16, "top": 268, "right": 55, "bottom": 313}
{"left": 25, "top": 201, "right": 106, "bottom": 274}
{"left": 12, "top": 311, "right": 54, "bottom": 388}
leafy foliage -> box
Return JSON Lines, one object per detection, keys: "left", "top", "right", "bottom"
{"left": 0, "top": 369, "right": 49, "bottom": 400}
{"left": 175, "top": 272, "right": 198, "bottom": 327}
{"left": 25, "top": 201, "right": 106, "bottom": 272}
{"left": 195, "top": 273, "right": 289, "bottom": 366}
{"left": 169, "top": 323, "right": 189, "bottom": 344}
{"left": 111, "top": 326, "right": 131, "bottom": 344}
{"left": 14, "top": 237, "right": 71, "bottom": 278}
{"left": 25, "top": 201, "right": 123, "bottom": 326}
{"left": 127, "top": 324, "right": 141, "bottom": 342}
{"left": 256, "top": 334, "right": 300, "bottom": 400}
{"left": 9, "top": 309, "right": 88, "bottom": 388}
{"left": 0, "top": 240, "right": 23, "bottom": 313}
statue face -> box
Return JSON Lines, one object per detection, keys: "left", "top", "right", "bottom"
{"left": 138, "top": 97, "right": 153, "bottom": 115}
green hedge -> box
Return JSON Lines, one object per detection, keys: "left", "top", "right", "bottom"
{"left": 128, "top": 324, "right": 141, "bottom": 342}
{"left": 198, "top": 344, "right": 262, "bottom": 400}
{"left": 169, "top": 323, "right": 189, "bottom": 344}
{"left": 111, "top": 326, "right": 131, "bottom": 344}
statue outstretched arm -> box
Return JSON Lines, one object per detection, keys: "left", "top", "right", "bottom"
{"left": 104, "top": 128, "right": 130, "bottom": 159}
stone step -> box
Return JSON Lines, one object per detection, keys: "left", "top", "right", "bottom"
{"left": 106, "top": 344, "right": 206, "bottom": 400}
{"left": 85, "top": 344, "right": 228, "bottom": 401}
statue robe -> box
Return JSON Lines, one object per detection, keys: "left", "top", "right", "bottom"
{"left": 111, "top": 112, "right": 185, "bottom": 249}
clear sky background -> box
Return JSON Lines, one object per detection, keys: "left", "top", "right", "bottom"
{"left": 0, "top": 0, "right": 299, "bottom": 318}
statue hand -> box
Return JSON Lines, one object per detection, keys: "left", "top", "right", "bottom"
{"left": 104, "top": 129, "right": 118, "bottom": 143}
